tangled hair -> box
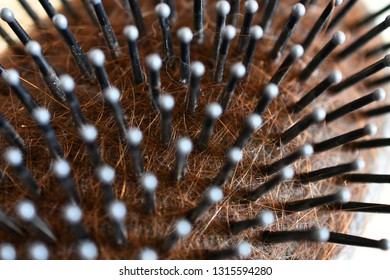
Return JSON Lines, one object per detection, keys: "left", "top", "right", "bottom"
{"left": 0, "top": 0, "right": 388, "bottom": 259}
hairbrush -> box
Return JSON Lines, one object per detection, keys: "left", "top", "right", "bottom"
{"left": 0, "top": 0, "right": 389, "bottom": 260}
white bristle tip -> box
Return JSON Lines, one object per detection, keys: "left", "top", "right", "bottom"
{"left": 246, "top": 114, "right": 262, "bottom": 130}
{"left": 176, "top": 219, "right": 192, "bottom": 236}
{"left": 103, "top": 87, "right": 121, "bottom": 103}
{"left": 312, "top": 107, "right": 326, "bottom": 122}
{"left": 123, "top": 25, "right": 139, "bottom": 41}
{"left": 32, "top": 107, "right": 51, "bottom": 125}
{"left": 329, "top": 70, "right": 343, "bottom": 84}
{"left": 206, "top": 102, "right": 223, "bottom": 119}
{"left": 353, "top": 158, "right": 365, "bottom": 170}
{"left": 145, "top": 54, "right": 162, "bottom": 71}
{"left": 0, "top": 244, "right": 16, "bottom": 260}
{"left": 29, "top": 243, "right": 49, "bottom": 260}
{"left": 245, "top": 0, "right": 259, "bottom": 13}
{"left": 126, "top": 127, "right": 143, "bottom": 145}
{"left": 364, "top": 124, "right": 377, "bottom": 136}
{"left": 78, "top": 240, "right": 98, "bottom": 260}
{"left": 98, "top": 165, "right": 115, "bottom": 183}
{"left": 63, "top": 204, "right": 83, "bottom": 224}
{"left": 191, "top": 61, "right": 205, "bottom": 77}
{"left": 237, "top": 242, "right": 252, "bottom": 257}
{"left": 139, "top": 248, "right": 158, "bottom": 260}
{"left": 4, "top": 147, "right": 23, "bottom": 166}
{"left": 88, "top": 49, "right": 105, "bottom": 66}
{"left": 249, "top": 25, "right": 263, "bottom": 40}
{"left": 0, "top": 8, "right": 15, "bottom": 22}
{"left": 177, "top": 27, "right": 193, "bottom": 43}
{"left": 2, "top": 69, "right": 20, "bottom": 86}
{"left": 25, "top": 41, "right": 42, "bottom": 56}
{"left": 292, "top": 3, "right": 306, "bottom": 17}
{"left": 79, "top": 124, "right": 98, "bottom": 142}
{"left": 301, "top": 144, "right": 314, "bottom": 157}
{"left": 228, "top": 148, "right": 243, "bottom": 163}
{"left": 60, "top": 74, "right": 75, "bottom": 92}
{"left": 177, "top": 138, "right": 193, "bottom": 154}
{"left": 263, "top": 83, "right": 279, "bottom": 99}
{"left": 52, "top": 14, "right": 68, "bottom": 29}
{"left": 332, "top": 31, "right": 346, "bottom": 45}
{"left": 207, "top": 187, "right": 224, "bottom": 203}
{"left": 290, "top": 45, "right": 304, "bottom": 59}
{"left": 259, "top": 211, "right": 275, "bottom": 226}
{"left": 53, "top": 159, "right": 71, "bottom": 178}
{"left": 223, "top": 25, "right": 236, "bottom": 40}
{"left": 281, "top": 167, "right": 295, "bottom": 180}
{"left": 141, "top": 173, "right": 158, "bottom": 191}
{"left": 314, "top": 228, "right": 330, "bottom": 242}
{"left": 155, "top": 3, "right": 171, "bottom": 18}
{"left": 216, "top": 1, "right": 231, "bottom": 16}
{"left": 335, "top": 0, "right": 344, "bottom": 6}
{"left": 158, "top": 94, "right": 175, "bottom": 111}
{"left": 16, "top": 200, "right": 36, "bottom": 221}
{"left": 336, "top": 188, "right": 351, "bottom": 203}
{"left": 373, "top": 88, "right": 386, "bottom": 101}
{"left": 231, "top": 63, "right": 246, "bottom": 79}
{"left": 90, "top": 0, "right": 102, "bottom": 4}
{"left": 108, "top": 200, "right": 127, "bottom": 221}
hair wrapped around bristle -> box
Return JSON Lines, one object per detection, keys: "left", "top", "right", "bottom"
{"left": 0, "top": 0, "right": 389, "bottom": 260}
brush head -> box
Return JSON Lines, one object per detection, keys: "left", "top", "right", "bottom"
{"left": 0, "top": 0, "right": 388, "bottom": 261}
